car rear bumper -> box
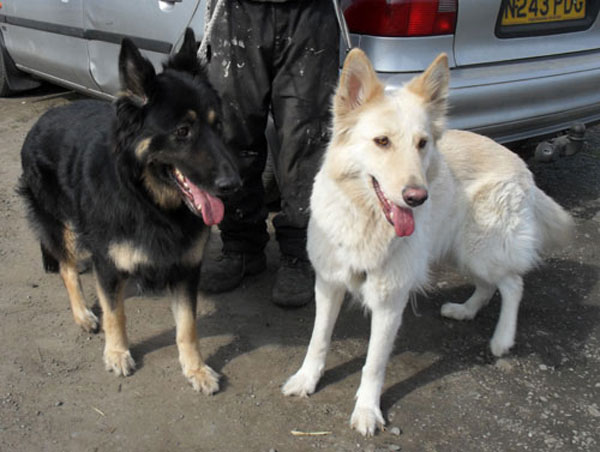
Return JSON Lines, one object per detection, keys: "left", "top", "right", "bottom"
{"left": 381, "top": 50, "right": 600, "bottom": 143}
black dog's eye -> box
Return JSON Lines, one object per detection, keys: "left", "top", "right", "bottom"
{"left": 373, "top": 136, "right": 390, "bottom": 148}
{"left": 417, "top": 137, "right": 428, "bottom": 150}
{"left": 174, "top": 125, "right": 191, "bottom": 139}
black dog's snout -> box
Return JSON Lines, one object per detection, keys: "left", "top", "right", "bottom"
{"left": 214, "top": 168, "right": 241, "bottom": 195}
{"left": 402, "top": 186, "right": 428, "bottom": 207}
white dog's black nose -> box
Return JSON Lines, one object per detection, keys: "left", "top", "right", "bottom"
{"left": 403, "top": 186, "right": 428, "bottom": 207}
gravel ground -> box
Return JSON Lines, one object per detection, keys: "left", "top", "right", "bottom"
{"left": 0, "top": 86, "right": 599, "bottom": 451}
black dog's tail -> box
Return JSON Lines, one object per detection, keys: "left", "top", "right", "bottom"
{"left": 17, "top": 177, "right": 61, "bottom": 274}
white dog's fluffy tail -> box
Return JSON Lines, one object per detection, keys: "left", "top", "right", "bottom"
{"left": 534, "top": 188, "right": 574, "bottom": 252}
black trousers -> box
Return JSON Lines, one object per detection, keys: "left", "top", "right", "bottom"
{"left": 207, "top": 0, "right": 339, "bottom": 259}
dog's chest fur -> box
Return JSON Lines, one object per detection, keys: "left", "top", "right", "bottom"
{"left": 105, "top": 225, "right": 209, "bottom": 272}
{"left": 308, "top": 170, "right": 442, "bottom": 299}
{"left": 306, "top": 144, "right": 471, "bottom": 305}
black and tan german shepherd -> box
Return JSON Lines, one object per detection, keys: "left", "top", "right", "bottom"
{"left": 18, "top": 29, "right": 240, "bottom": 394}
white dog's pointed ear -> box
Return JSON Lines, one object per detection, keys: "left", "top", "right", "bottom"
{"left": 335, "top": 48, "right": 384, "bottom": 115}
{"left": 407, "top": 53, "right": 449, "bottom": 138}
{"left": 407, "top": 53, "right": 449, "bottom": 108}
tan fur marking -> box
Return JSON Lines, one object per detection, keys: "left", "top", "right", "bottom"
{"left": 116, "top": 90, "right": 146, "bottom": 107}
{"left": 207, "top": 109, "right": 216, "bottom": 125}
{"left": 186, "top": 110, "right": 198, "bottom": 121}
{"left": 182, "top": 229, "right": 209, "bottom": 266}
{"left": 172, "top": 287, "right": 219, "bottom": 394}
{"left": 62, "top": 224, "right": 77, "bottom": 264}
{"left": 95, "top": 275, "right": 135, "bottom": 376}
{"left": 108, "top": 241, "right": 150, "bottom": 272}
{"left": 141, "top": 168, "right": 182, "bottom": 209}
{"left": 173, "top": 300, "right": 201, "bottom": 370}
{"left": 135, "top": 138, "right": 152, "bottom": 160}
{"left": 96, "top": 278, "right": 128, "bottom": 351}
{"left": 59, "top": 261, "right": 98, "bottom": 332}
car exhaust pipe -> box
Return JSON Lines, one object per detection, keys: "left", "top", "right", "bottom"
{"left": 534, "top": 123, "right": 586, "bottom": 162}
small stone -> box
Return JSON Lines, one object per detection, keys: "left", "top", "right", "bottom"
{"left": 495, "top": 359, "right": 513, "bottom": 372}
{"left": 388, "top": 445, "right": 401, "bottom": 451}
{"left": 55, "top": 401, "right": 63, "bottom": 407}
{"left": 539, "top": 364, "right": 548, "bottom": 371}
{"left": 587, "top": 405, "right": 600, "bottom": 417}
{"left": 390, "top": 427, "right": 401, "bottom": 436}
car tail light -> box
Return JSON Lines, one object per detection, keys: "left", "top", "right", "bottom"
{"left": 344, "top": 0, "right": 457, "bottom": 37}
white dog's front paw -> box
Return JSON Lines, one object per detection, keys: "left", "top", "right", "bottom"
{"left": 490, "top": 335, "right": 514, "bottom": 357}
{"left": 441, "top": 302, "right": 476, "bottom": 321}
{"left": 282, "top": 369, "right": 320, "bottom": 397}
{"left": 350, "top": 405, "right": 385, "bottom": 437}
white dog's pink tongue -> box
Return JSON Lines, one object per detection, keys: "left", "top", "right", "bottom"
{"left": 188, "top": 184, "right": 224, "bottom": 226}
{"left": 391, "top": 204, "right": 415, "bottom": 237}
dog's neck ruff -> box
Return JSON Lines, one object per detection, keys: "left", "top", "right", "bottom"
{"left": 371, "top": 177, "right": 415, "bottom": 237}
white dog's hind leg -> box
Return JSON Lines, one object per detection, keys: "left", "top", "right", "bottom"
{"left": 282, "top": 276, "right": 345, "bottom": 397}
{"left": 441, "top": 281, "right": 496, "bottom": 320}
{"left": 351, "top": 294, "right": 407, "bottom": 436}
{"left": 490, "top": 275, "right": 523, "bottom": 357}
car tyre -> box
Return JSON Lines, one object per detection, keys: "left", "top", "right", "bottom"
{"left": 0, "top": 44, "right": 14, "bottom": 97}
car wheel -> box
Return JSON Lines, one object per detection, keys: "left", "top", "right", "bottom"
{"left": 0, "top": 44, "right": 14, "bottom": 97}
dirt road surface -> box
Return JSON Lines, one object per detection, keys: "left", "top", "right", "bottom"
{"left": 1, "top": 87, "right": 599, "bottom": 452}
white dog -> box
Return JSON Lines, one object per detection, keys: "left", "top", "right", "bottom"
{"left": 282, "top": 49, "right": 574, "bottom": 436}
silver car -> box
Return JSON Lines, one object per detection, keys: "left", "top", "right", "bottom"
{"left": 1, "top": 0, "right": 599, "bottom": 146}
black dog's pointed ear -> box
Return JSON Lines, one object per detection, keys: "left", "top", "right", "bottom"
{"left": 119, "top": 38, "right": 156, "bottom": 98}
{"left": 165, "top": 28, "right": 204, "bottom": 74}
{"left": 179, "top": 28, "right": 197, "bottom": 58}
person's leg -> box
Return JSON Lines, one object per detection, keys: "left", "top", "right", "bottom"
{"left": 269, "top": 0, "right": 339, "bottom": 306}
{"left": 202, "top": 0, "right": 274, "bottom": 292}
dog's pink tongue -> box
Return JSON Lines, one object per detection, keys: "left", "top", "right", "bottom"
{"left": 188, "top": 184, "right": 224, "bottom": 226}
{"left": 391, "top": 204, "right": 415, "bottom": 237}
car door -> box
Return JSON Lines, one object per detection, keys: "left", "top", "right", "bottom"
{"left": 84, "top": 0, "right": 201, "bottom": 95}
{"left": 1, "top": 0, "right": 96, "bottom": 91}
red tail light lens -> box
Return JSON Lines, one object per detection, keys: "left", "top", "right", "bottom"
{"left": 344, "top": 0, "right": 457, "bottom": 37}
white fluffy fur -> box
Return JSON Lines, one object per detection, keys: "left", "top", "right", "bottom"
{"left": 282, "top": 49, "right": 574, "bottom": 436}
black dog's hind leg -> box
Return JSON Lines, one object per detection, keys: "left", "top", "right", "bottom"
{"left": 94, "top": 258, "right": 135, "bottom": 377}
{"left": 57, "top": 226, "right": 100, "bottom": 333}
{"left": 59, "top": 260, "right": 100, "bottom": 333}
{"left": 171, "top": 268, "right": 219, "bottom": 394}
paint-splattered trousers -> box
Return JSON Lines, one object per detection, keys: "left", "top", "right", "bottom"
{"left": 207, "top": 0, "right": 339, "bottom": 259}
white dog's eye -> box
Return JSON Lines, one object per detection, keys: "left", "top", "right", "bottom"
{"left": 417, "top": 137, "right": 428, "bottom": 150}
{"left": 373, "top": 136, "right": 390, "bottom": 148}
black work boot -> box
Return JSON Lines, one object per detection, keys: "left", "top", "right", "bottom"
{"left": 200, "top": 251, "right": 266, "bottom": 293}
{"left": 272, "top": 255, "right": 315, "bottom": 307}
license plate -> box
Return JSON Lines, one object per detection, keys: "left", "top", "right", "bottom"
{"left": 501, "top": 0, "right": 586, "bottom": 26}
